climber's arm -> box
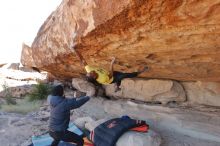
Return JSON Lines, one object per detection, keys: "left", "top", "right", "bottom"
{"left": 109, "top": 57, "right": 116, "bottom": 78}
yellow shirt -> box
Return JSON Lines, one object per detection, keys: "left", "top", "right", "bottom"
{"left": 85, "top": 65, "right": 113, "bottom": 85}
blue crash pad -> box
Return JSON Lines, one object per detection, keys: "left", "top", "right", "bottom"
{"left": 31, "top": 123, "right": 83, "bottom": 146}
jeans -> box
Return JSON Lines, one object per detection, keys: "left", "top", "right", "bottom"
{"left": 49, "top": 130, "right": 84, "bottom": 146}
{"left": 112, "top": 71, "right": 139, "bottom": 86}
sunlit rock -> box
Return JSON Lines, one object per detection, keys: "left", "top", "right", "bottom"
{"left": 21, "top": 0, "right": 220, "bottom": 82}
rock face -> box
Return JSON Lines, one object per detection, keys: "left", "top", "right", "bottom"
{"left": 21, "top": 0, "right": 220, "bottom": 82}
{"left": 21, "top": 44, "right": 35, "bottom": 67}
{"left": 105, "top": 79, "right": 186, "bottom": 104}
{"left": 72, "top": 78, "right": 96, "bottom": 96}
{"left": 182, "top": 81, "right": 220, "bottom": 107}
{"left": 116, "top": 130, "right": 161, "bottom": 146}
{"left": 104, "top": 100, "right": 220, "bottom": 144}
{"left": 6, "top": 63, "right": 20, "bottom": 70}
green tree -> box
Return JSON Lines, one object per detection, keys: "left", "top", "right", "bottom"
{"left": 28, "top": 83, "right": 52, "bottom": 101}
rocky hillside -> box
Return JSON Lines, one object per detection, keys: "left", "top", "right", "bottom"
{"left": 21, "top": 0, "right": 220, "bottom": 81}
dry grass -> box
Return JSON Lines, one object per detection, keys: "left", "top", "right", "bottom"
{"left": 0, "top": 98, "right": 42, "bottom": 114}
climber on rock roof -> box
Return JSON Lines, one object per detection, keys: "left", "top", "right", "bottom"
{"left": 72, "top": 46, "right": 149, "bottom": 92}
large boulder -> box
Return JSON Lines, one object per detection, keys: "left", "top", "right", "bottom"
{"left": 85, "top": 118, "right": 162, "bottom": 146}
{"left": 104, "top": 100, "right": 220, "bottom": 143}
{"left": 105, "top": 79, "right": 186, "bottom": 104}
{"left": 7, "top": 63, "right": 20, "bottom": 70}
{"left": 21, "top": 43, "right": 36, "bottom": 67}
{"left": 72, "top": 78, "right": 96, "bottom": 97}
{"left": 1, "top": 63, "right": 20, "bottom": 70}
{"left": 116, "top": 130, "right": 161, "bottom": 146}
{"left": 182, "top": 81, "right": 220, "bottom": 107}
{"left": 21, "top": 0, "right": 220, "bottom": 82}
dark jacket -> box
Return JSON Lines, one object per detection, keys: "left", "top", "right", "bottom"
{"left": 47, "top": 95, "right": 90, "bottom": 131}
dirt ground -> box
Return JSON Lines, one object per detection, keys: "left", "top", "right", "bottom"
{"left": 0, "top": 97, "right": 220, "bottom": 146}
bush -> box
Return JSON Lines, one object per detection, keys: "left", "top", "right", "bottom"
{"left": 28, "top": 83, "right": 52, "bottom": 101}
{"left": 2, "top": 82, "right": 16, "bottom": 105}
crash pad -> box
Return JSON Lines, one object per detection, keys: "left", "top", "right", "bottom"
{"left": 31, "top": 123, "right": 83, "bottom": 146}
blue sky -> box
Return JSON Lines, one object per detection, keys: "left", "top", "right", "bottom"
{"left": 0, "top": 0, "right": 62, "bottom": 63}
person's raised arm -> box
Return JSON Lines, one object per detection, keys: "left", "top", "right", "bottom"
{"left": 109, "top": 57, "right": 116, "bottom": 78}
{"left": 65, "top": 96, "right": 90, "bottom": 110}
{"left": 72, "top": 46, "right": 88, "bottom": 67}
